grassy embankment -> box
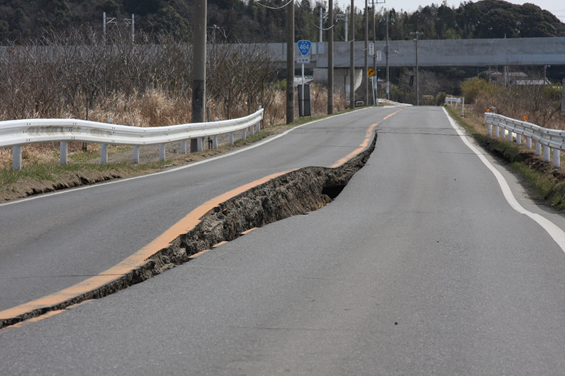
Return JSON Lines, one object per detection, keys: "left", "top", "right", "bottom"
{"left": 445, "top": 104, "right": 565, "bottom": 211}
{"left": 0, "top": 87, "right": 350, "bottom": 202}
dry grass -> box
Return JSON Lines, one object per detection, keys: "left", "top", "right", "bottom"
{"left": 462, "top": 78, "right": 565, "bottom": 129}
{"left": 0, "top": 85, "right": 344, "bottom": 170}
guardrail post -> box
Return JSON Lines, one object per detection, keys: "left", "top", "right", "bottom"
{"left": 495, "top": 125, "right": 499, "bottom": 138}
{"left": 544, "top": 145, "right": 551, "bottom": 162}
{"left": 101, "top": 144, "right": 108, "bottom": 164}
{"left": 12, "top": 146, "right": 22, "bottom": 171}
{"left": 526, "top": 137, "right": 532, "bottom": 149}
{"left": 508, "top": 130, "right": 513, "bottom": 142}
{"left": 181, "top": 140, "right": 188, "bottom": 154}
{"left": 3, "top": 108, "right": 262, "bottom": 170}
{"left": 516, "top": 134, "right": 522, "bottom": 145}
{"left": 212, "top": 136, "right": 218, "bottom": 149}
{"left": 249, "top": 125, "right": 255, "bottom": 136}
{"left": 133, "top": 146, "right": 140, "bottom": 164}
{"left": 159, "top": 144, "right": 166, "bottom": 162}
{"left": 488, "top": 124, "right": 492, "bottom": 135}
{"left": 553, "top": 149, "right": 560, "bottom": 168}
{"left": 60, "top": 142, "right": 68, "bottom": 165}
{"left": 536, "top": 142, "right": 541, "bottom": 156}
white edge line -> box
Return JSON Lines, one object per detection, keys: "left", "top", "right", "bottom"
{"left": 0, "top": 109, "right": 363, "bottom": 207}
{"left": 443, "top": 107, "right": 565, "bottom": 253}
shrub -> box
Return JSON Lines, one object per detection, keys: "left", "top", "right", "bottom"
{"left": 460, "top": 77, "right": 491, "bottom": 103}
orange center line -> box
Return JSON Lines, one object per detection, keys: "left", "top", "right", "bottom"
{"left": 0, "top": 170, "right": 295, "bottom": 323}
{"left": 330, "top": 109, "right": 402, "bottom": 168}
{"left": 1, "top": 109, "right": 404, "bottom": 325}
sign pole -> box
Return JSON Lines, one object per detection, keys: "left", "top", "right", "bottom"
{"left": 297, "top": 40, "right": 312, "bottom": 117}
{"left": 371, "top": 77, "right": 378, "bottom": 106}
{"left": 302, "top": 62, "right": 305, "bottom": 116}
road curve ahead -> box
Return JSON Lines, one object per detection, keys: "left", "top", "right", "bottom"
{"left": 2, "top": 106, "right": 565, "bottom": 375}
{"left": 0, "top": 107, "right": 396, "bottom": 318}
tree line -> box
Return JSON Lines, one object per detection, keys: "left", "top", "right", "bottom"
{"left": 1, "top": 0, "right": 563, "bottom": 44}
{"left": 0, "top": 29, "right": 277, "bottom": 122}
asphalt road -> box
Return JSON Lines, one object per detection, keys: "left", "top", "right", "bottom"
{"left": 2, "top": 106, "right": 565, "bottom": 375}
{"left": 0, "top": 107, "right": 395, "bottom": 312}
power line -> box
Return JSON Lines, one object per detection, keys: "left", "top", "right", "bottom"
{"left": 255, "top": 0, "right": 294, "bottom": 11}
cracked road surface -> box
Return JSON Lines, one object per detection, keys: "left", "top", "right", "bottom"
{"left": 2, "top": 107, "right": 565, "bottom": 375}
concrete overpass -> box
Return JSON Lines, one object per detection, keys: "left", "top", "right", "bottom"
{"left": 2, "top": 37, "right": 561, "bottom": 70}
{"left": 266, "top": 37, "right": 565, "bottom": 69}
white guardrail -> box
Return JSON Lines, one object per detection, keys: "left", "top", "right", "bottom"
{"left": 484, "top": 112, "right": 565, "bottom": 168}
{"left": 0, "top": 108, "right": 264, "bottom": 170}
{"left": 445, "top": 96, "right": 465, "bottom": 117}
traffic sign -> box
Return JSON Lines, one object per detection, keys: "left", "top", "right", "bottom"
{"left": 297, "top": 57, "right": 310, "bottom": 64}
{"left": 376, "top": 50, "right": 382, "bottom": 62}
{"left": 297, "top": 40, "right": 312, "bottom": 56}
{"left": 368, "top": 68, "right": 375, "bottom": 77}
{"left": 369, "top": 42, "right": 374, "bottom": 56}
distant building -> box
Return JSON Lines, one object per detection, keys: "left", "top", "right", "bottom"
{"left": 489, "top": 71, "right": 550, "bottom": 86}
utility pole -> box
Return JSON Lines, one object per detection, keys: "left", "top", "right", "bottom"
{"left": 345, "top": 8, "right": 348, "bottom": 42}
{"left": 349, "top": 1, "right": 355, "bottom": 110}
{"left": 328, "top": 0, "right": 334, "bottom": 114}
{"left": 371, "top": 0, "right": 385, "bottom": 104}
{"left": 372, "top": 0, "right": 376, "bottom": 104}
{"left": 386, "top": 11, "right": 390, "bottom": 99}
{"left": 319, "top": 7, "right": 323, "bottom": 43}
{"left": 102, "top": 12, "right": 116, "bottom": 46}
{"left": 561, "top": 78, "right": 565, "bottom": 116}
{"left": 192, "top": 0, "right": 207, "bottom": 152}
{"left": 124, "top": 14, "right": 135, "bottom": 44}
{"left": 364, "top": 0, "right": 369, "bottom": 106}
{"left": 286, "top": 0, "right": 295, "bottom": 124}
{"left": 410, "top": 31, "right": 423, "bottom": 106}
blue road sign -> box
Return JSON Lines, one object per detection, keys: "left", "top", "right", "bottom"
{"left": 297, "top": 40, "right": 312, "bottom": 56}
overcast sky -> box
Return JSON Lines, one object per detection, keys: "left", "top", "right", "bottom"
{"left": 341, "top": 0, "right": 565, "bottom": 22}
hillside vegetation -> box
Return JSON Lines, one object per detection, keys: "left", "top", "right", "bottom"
{"left": 0, "top": 0, "right": 563, "bottom": 43}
